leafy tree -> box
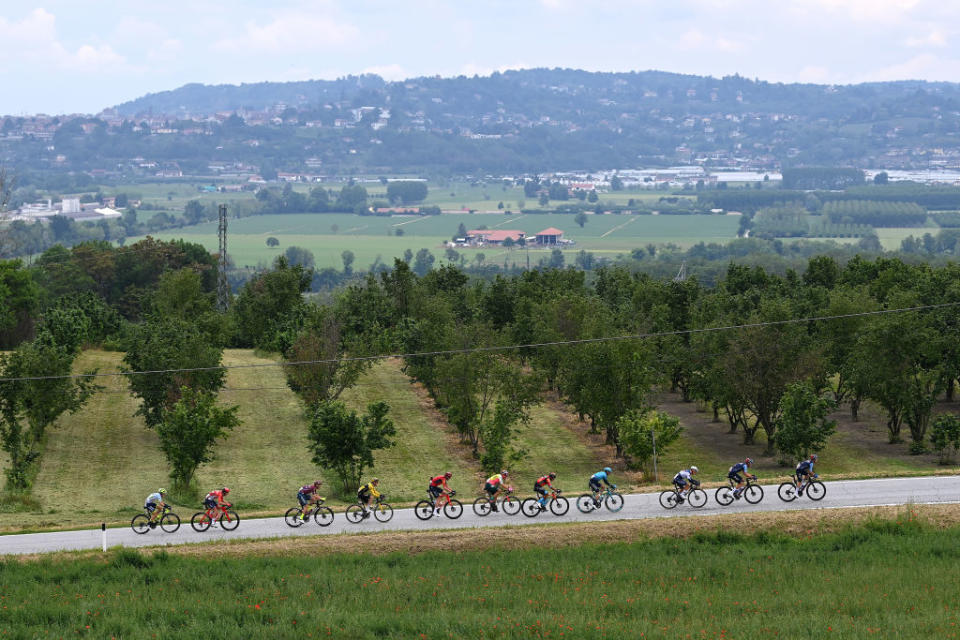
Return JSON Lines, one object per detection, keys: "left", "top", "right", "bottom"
{"left": 575, "top": 212, "right": 587, "bottom": 228}
{"left": 232, "top": 257, "right": 311, "bottom": 349}
{"left": 588, "top": 190, "right": 599, "bottom": 203}
{"left": 266, "top": 237, "right": 279, "bottom": 247}
{"left": 874, "top": 171, "right": 889, "bottom": 185}
{"left": 0, "top": 259, "right": 40, "bottom": 348}
{"left": 156, "top": 387, "right": 239, "bottom": 491}
{"left": 931, "top": 414, "right": 960, "bottom": 465}
{"left": 610, "top": 175, "right": 624, "bottom": 191}
{"left": 412, "top": 248, "right": 435, "bottom": 276}
{"left": 336, "top": 183, "right": 368, "bottom": 211}
{"left": 284, "top": 246, "right": 315, "bottom": 270}
{"left": 307, "top": 400, "right": 395, "bottom": 495}
{"left": 122, "top": 317, "right": 226, "bottom": 428}
{"left": 445, "top": 248, "right": 460, "bottom": 264}
{"left": 341, "top": 250, "right": 355, "bottom": 276}
{"left": 617, "top": 409, "right": 683, "bottom": 476}
{"left": 386, "top": 180, "right": 428, "bottom": 204}
{"left": 772, "top": 381, "right": 837, "bottom": 462}
{"left": 0, "top": 336, "right": 97, "bottom": 490}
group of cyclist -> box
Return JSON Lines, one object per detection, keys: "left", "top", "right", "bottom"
{"left": 670, "top": 454, "right": 820, "bottom": 502}
{"left": 142, "top": 453, "right": 821, "bottom": 521}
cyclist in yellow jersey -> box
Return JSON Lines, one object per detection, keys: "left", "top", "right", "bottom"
{"left": 483, "top": 470, "right": 510, "bottom": 512}
{"left": 357, "top": 478, "right": 381, "bottom": 518}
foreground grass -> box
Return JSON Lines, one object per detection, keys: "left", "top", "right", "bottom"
{"left": 2, "top": 513, "right": 959, "bottom": 638}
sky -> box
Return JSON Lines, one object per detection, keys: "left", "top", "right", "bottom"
{"left": 3, "top": 0, "right": 960, "bottom": 115}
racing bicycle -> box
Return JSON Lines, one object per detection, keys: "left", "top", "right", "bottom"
{"left": 778, "top": 474, "right": 826, "bottom": 502}
{"left": 521, "top": 488, "right": 569, "bottom": 517}
{"left": 284, "top": 497, "right": 335, "bottom": 527}
{"left": 659, "top": 482, "right": 707, "bottom": 509}
{"left": 415, "top": 490, "right": 463, "bottom": 520}
{"left": 191, "top": 502, "right": 240, "bottom": 532}
{"left": 715, "top": 475, "right": 764, "bottom": 506}
{"left": 473, "top": 487, "right": 521, "bottom": 516}
{"left": 131, "top": 504, "right": 180, "bottom": 534}
{"left": 577, "top": 485, "right": 624, "bottom": 513}
{"left": 345, "top": 495, "right": 394, "bottom": 524}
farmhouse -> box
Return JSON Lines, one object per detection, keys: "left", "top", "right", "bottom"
{"left": 535, "top": 227, "right": 564, "bottom": 245}
{"left": 466, "top": 229, "right": 526, "bottom": 246}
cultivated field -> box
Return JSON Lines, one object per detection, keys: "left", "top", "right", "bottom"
{"left": 133, "top": 212, "right": 740, "bottom": 269}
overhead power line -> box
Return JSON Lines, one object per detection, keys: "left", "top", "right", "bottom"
{"left": 1, "top": 301, "right": 956, "bottom": 384}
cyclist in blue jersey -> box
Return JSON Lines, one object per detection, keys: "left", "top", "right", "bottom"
{"left": 728, "top": 458, "right": 755, "bottom": 500}
{"left": 589, "top": 467, "right": 615, "bottom": 507}
{"left": 795, "top": 454, "right": 818, "bottom": 495}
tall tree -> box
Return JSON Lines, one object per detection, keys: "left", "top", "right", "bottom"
{"left": 307, "top": 400, "right": 395, "bottom": 495}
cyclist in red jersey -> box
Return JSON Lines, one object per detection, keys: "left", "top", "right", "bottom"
{"left": 428, "top": 472, "right": 453, "bottom": 517}
{"left": 534, "top": 472, "right": 557, "bottom": 511}
{"left": 203, "top": 487, "right": 230, "bottom": 526}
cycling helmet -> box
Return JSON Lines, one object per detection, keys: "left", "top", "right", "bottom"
{"left": 501, "top": 470, "right": 509, "bottom": 476}
{"left": 690, "top": 466, "right": 699, "bottom": 473}
{"left": 158, "top": 488, "right": 166, "bottom": 495}
{"left": 603, "top": 467, "right": 612, "bottom": 474}
{"left": 314, "top": 480, "right": 323, "bottom": 487}
{"left": 371, "top": 478, "right": 379, "bottom": 484}
{"left": 810, "top": 454, "right": 818, "bottom": 461}
{"left": 222, "top": 487, "right": 230, "bottom": 494}
{"left": 548, "top": 472, "right": 557, "bottom": 479}
{"left": 444, "top": 471, "right": 452, "bottom": 479}
{"left": 744, "top": 458, "right": 753, "bottom": 466}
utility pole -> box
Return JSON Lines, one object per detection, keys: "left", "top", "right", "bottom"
{"left": 673, "top": 260, "right": 687, "bottom": 282}
{"left": 217, "top": 204, "right": 230, "bottom": 311}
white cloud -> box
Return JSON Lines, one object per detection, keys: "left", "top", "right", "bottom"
{"left": 0, "top": 8, "right": 128, "bottom": 73}
{"left": 213, "top": 12, "right": 359, "bottom": 54}
{"left": 905, "top": 29, "right": 948, "bottom": 47}
{"left": 677, "top": 28, "right": 745, "bottom": 52}
{"left": 794, "top": 0, "right": 921, "bottom": 22}
{"left": 858, "top": 53, "right": 960, "bottom": 82}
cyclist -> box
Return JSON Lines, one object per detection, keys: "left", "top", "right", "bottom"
{"left": 428, "top": 472, "right": 453, "bottom": 517}
{"left": 728, "top": 458, "right": 755, "bottom": 500}
{"left": 357, "top": 478, "right": 381, "bottom": 518}
{"left": 144, "top": 488, "right": 167, "bottom": 523}
{"left": 483, "top": 470, "right": 510, "bottom": 512}
{"left": 589, "top": 467, "right": 615, "bottom": 507}
{"left": 672, "top": 466, "right": 699, "bottom": 503}
{"left": 534, "top": 472, "right": 557, "bottom": 511}
{"left": 203, "top": 487, "right": 231, "bottom": 526}
{"left": 297, "top": 480, "right": 323, "bottom": 522}
{"left": 795, "top": 454, "right": 818, "bottom": 495}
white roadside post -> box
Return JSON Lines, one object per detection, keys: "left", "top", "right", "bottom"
{"left": 101, "top": 523, "right": 106, "bottom": 552}
{"left": 651, "top": 426, "right": 658, "bottom": 483}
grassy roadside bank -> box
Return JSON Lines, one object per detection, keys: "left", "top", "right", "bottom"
{"left": 2, "top": 506, "right": 959, "bottom": 638}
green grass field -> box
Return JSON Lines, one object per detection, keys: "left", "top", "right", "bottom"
{"left": 2, "top": 517, "right": 958, "bottom": 638}
{"left": 132, "top": 212, "right": 740, "bottom": 269}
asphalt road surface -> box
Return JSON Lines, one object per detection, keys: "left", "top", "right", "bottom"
{"left": 2, "top": 475, "right": 957, "bottom": 556}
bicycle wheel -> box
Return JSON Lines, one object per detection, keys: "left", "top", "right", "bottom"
{"left": 744, "top": 484, "right": 764, "bottom": 504}
{"left": 806, "top": 481, "right": 826, "bottom": 501}
{"left": 576, "top": 494, "right": 597, "bottom": 513}
{"left": 778, "top": 482, "right": 798, "bottom": 502}
{"left": 345, "top": 504, "right": 365, "bottom": 524}
{"left": 502, "top": 496, "right": 521, "bottom": 516}
{"left": 688, "top": 489, "right": 707, "bottom": 508}
{"left": 191, "top": 512, "right": 211, "bottom": 532}
{"left": 550, "top": 496, "right": 570, "bottom": 516}
{"left": 472, "top": 497, "right": 492, "bottom": 517}
{"left": 284, "top": 507, "right": 304, "bottom": 528}
{"left": 605, "top": 492, "right": 625, "bottom": 512}
{"left": 521, "top": 498, "right": 542, "bottom": 518}
{"left": 374, "top": 503, "right": 394, "bottom": 523}
{"left": 314, "top": 506, "right": 334, "bottom": 527}
{"left": 414, "top": 500, "right": 434, "bottom": 521}
{"left": 444, "top": 499, "right": 463, "bottom": 519}
{"left": 715, "top": 487, "right": 734, "bottom": 506}
{"left": 220, "top": 510, "right": 240, "bottom": 531}
{"left": 131, "top": 514, "right": 150, "bottom": 534}
{"left": 160, "top": 513, "right": 181, "bottom": 533}
{"left": 659, "top": 491, "right": 679, "bottom": 510}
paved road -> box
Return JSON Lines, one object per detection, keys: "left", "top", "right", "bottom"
{"left": 2, "top": 475, "right": 957, "bottom": 556}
